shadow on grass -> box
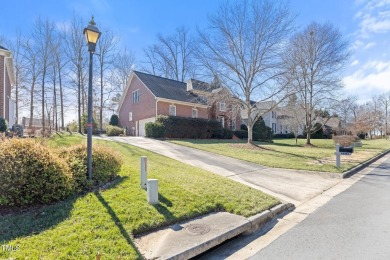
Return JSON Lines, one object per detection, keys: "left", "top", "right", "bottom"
{"left": 94, "top": 192, "right": 143, "bottom": 258}
{"left": 0, "top": 176, "right": 127, "bottom": 244}
{"left": 150, "top": 193, "right": 176, "bottom": 222}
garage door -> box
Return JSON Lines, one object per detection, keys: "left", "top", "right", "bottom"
{"left": 139, "top": 117, "right": 156, "bottom": 137}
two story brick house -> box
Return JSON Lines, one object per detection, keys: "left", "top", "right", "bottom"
{"left": 0, "top": 46, "right": 15, "bottom": 127}
{"left": 118, "top": 71, "right": 241, "bottom": 136}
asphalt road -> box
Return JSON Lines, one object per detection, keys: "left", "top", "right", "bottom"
{"left": 249, "top": 157, "right": 390, "bottom": 260}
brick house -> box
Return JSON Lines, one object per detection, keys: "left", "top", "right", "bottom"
{"left": 118, "top": 71, "right": 241, "bottom": 136}
{"left": 0, "top": 45, "right": 16, "bottom": 127}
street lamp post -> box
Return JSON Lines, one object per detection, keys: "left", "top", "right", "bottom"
{"left": 84, "top": 16, "right": 101, "bottom": 180}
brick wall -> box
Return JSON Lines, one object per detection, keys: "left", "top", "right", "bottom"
{"left": 0, "top": 55, "right": 4, "bottom": 119}
{"left": 157, "top": 101, "right": 208, "bottom": 119}
{"left": 118, "top": 74, "right": 156, "bottom": 135}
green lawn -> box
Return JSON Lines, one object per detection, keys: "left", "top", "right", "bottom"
{"left": 170, "top": 138, "right": 390, "bottom": 173}
{"left": 0, "top": 134, "right": 278, "bottom": 259}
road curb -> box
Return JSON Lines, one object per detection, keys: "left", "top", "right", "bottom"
{"left": 342, "top": 148, "right": 390, "bottom": 178}
{"left": 243, "top": 203, "right": 295, "bottom": 235}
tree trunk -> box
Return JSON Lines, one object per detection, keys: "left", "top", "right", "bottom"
{"left": 29, "top": 81, "right": 35, "bottom": 129}
{"left": 59, "top": 67, "right": 64, "bottom": 130}
{"left": 53, "top": 67, "right": 58, "bottom": 132}
{"left": 100, "top": 64, "right": 103, "bottom": 132}
{"left": 306, "top": 130, "right": 311, "bottom": 145}
{"left": 247, "top": 124, "right": 253, "bottom": 144}
{"left": 78, "top": 66, "right": 82, "bottom": 133}
{"left": 41, "top": 68, "right": 46, "bottom": 135}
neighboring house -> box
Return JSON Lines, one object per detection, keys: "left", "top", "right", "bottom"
{"left": 0, "top": 45, "right": 16, "bottom": 127}
{"left": 241, "top": 101, "right": 279, "bottom": 133}
{"left": 316, "top": 117, "right": 341, "bottom": 137}
{"left": 118, "top": 71, "right": 241, "bottom": 136}
{"left": 21, "top": 117, "right": 55, "bottom": 132}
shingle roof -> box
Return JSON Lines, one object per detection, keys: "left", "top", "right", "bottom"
{"left": 190, "top": 79, "right": 219, "bottom": 92}
{"left": 0, "top": 45, "right": 9, "bottom": 51}
{"left": 134, "top": 71, "right": 207, "bottom": 105}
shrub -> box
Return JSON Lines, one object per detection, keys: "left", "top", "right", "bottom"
{"left": 58, "top": 144, "right": 122, "bottom": 192}
{"left": 273, "top": 133, "right": 295, "bottom": 138}
{"left": 234, "top": 130, "right": 248, "bottom": 139}
{"left": 253, "top": 117, "right": 273, "bottom": 142}
{"left": 333, "top": 135, "right": 359, "bottom": 146}
{"left": 240, "top": 124, "right": 248, "bottom": 131}
{"left": 222, "top": 128, "right": 233, "bottom": 139}
{"left": 145, "top": 122, "right": 165, "bottom": 138}
{"left": 0, "top": 117, "right": 7, "bottom": 132}
{"left": 109, "top": 114, "right": 119, "bottom": 126}
{"left": 106, "top": 125, "right": 124, "bottom": 136}
{"left": 67, "top": 120, "right": 78, "bottom": 132}
{"left": 81, "top": 114, "right": 99, "bottom": 134}
{"left": 0, "top": 139, "right": 72, "bottom": 206}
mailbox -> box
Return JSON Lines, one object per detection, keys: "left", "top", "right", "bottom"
{"left": 339, "top": 146, "right": 353, "bottom": 155}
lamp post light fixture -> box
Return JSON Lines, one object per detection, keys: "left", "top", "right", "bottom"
{"left": 84, "top": 16, "right": 101, "bottom": 180}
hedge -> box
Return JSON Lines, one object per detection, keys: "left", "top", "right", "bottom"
{"left": 106, "top": 125, "right": 124, "bottom": 136}
{"left": 146, "top": 116, "right": 232, "bottom": 139}
{"left": 273, "top": 133, "right": 295, "bottom": 138}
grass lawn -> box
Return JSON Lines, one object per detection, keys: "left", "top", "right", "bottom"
{"left": 170, "top": 138, "right": 390, "bottom": 173}
{"left": 0, "top": 134, "right": 278, "bottom": 259}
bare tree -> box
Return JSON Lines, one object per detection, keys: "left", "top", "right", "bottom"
{"left": 63, "top": 14, "right": 87, "bottom": 133}
{"left": 109, "top": 48, "right": 135, "bottom": 110}
{"left": 143, "top": 27, "right": 195, "bottom": 81}
{"left": 95, "top": 29, "right": 118, "bottom": 131}
{"left": 22, "top": 37, "right": 42, "bottom": 129}
{"left": 32, "top": 18, "right": 55, "bottom": 135}
{"left": 196, "top": 0, "right": 295, "bottom": 143}
{"left": 336, "top": 96, "right": 357, "bottom": 135}
{"left": 284, "top": 22, "right": 350, "bottom": 145}
{"left": 379, "top": 93, "right": 390, "bottom": 139}
{"left": 7, "top": 30, "right": 28, "bottom": 124}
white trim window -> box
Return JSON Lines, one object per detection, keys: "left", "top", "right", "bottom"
{"left": 218, "top": 116, "right": 225, "bottom": 128}
{"left": 219, "top": 101, "right": 226, "bottom": 112}
{"left": 192, "top": 108, "right": 198, "bottom": 118}
{"left": 129, "top": 112, "right": 133, "bottom": 121}
{"left": 169, "top": 105, "right": 176, "bottom": 116}
{"left": 132, "top": 90, "right": 140, "bottom": 103}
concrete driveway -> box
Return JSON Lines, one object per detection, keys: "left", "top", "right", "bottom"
{"left": 101, "top": 136, "right": 341, "bottom": 205}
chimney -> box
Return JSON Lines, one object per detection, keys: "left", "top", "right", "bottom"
{"left": 186, "top": 79, "right": 193, "bottom": 92}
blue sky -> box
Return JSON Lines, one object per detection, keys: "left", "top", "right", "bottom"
{"left": 1, "top": 0, "right": 389, "bottom": 103}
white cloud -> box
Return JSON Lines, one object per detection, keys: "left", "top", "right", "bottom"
{"left": 343, "top": 60, "right": 390, "bottom": 96}
{"left": 364, "top": 41, "right": 376, "bottom": 49}
{"left": 351, "top": 59, "right": 360, "bottom": 66}
{"left": 356, "top": 0, "right": 390, "bottom": 35}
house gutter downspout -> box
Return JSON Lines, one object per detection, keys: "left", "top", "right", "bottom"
{"left": 3, "top": 57, "right": 6, "bottom": 118}
{"left": 156, "top": 98, "right": 159, "bottom": 119}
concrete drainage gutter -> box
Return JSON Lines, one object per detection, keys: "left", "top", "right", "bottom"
{"left": 243, "top": 203, "right": 295, "bottom": 235}
{"left": 342, "top": 149, "right": 390, "bottom": 178}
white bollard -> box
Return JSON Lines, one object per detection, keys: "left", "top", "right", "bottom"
{"left": 140, "top": 156, "right": 147, "bottom": 189}
{"left": 147, "top": 179, "right": 159, "bottom": 204}
{"left": 336, "top": 143, "right": 340, "bottom": 168}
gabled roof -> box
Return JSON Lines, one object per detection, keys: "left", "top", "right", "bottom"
{"left": 190, "top": 79, "right": 219, "bottom": 92}
{"left": 0, "top": 45, "right": 9, "bottom": 51}
{"left": 133, "top": 71, "right": 207, "bottom": 105}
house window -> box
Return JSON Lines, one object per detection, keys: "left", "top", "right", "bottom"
{"left": 129, "top": 112, "right": 133, "bottom": 121}
{"left": 169, "top": 105, "right": 176, "bottom": 116}
{"left": 192, "top": 108, "right": 198, "bottom": 118}
{"left": 132, "top": 90, "right": 140, "bottom": 103}
{"left": 220, "top": 102, "right": 226, "bottom": 112}
{"left": 272, "top": 123, "right": 276, "bottom": 133}
{"left": 280, "top": 124, "right": 283, "bottom": 133}
{"left": 230, "top": 119, "right": 236, "bottom": 130}
{"left": 218, "top": 116, "right": 225, "bottom": 128}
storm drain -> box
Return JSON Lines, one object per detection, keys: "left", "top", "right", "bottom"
{"left": 185, "top": 224, "right": 211, "bottom": 235}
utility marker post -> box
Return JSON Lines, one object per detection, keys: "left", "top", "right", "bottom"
{"left": 336, "top": 143, "right": 341, "bottom": 168}
{"left": 140, "top": 156, "right": 147, "bottom": 189}
{"left": 147, "top": 179, "right": 159, "bottom": 204}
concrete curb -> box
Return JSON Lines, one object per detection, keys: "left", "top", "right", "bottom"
{"left": 342, "top": 148, "right": 390, "bottom": 178}
{"left": 161, "top": 204, "right": 294, "bottom": 259}
{"left": 243, "top": 203, "right": 295, "bottom": 235}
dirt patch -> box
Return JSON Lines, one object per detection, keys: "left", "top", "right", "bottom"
{"left": 308, "top": 151, "right": 376, "bottom": 166}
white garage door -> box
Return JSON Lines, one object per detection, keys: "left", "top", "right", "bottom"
{"left": 139, "top": 117, "right": 156, "bottom": 137}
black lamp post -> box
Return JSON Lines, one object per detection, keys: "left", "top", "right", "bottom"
{"left": 83, "top": 16, "right": 101, "bottom": 180}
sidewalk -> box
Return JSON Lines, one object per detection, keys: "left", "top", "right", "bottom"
{"left": 101, "top": 136, "right": 341, "bottom": 206}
